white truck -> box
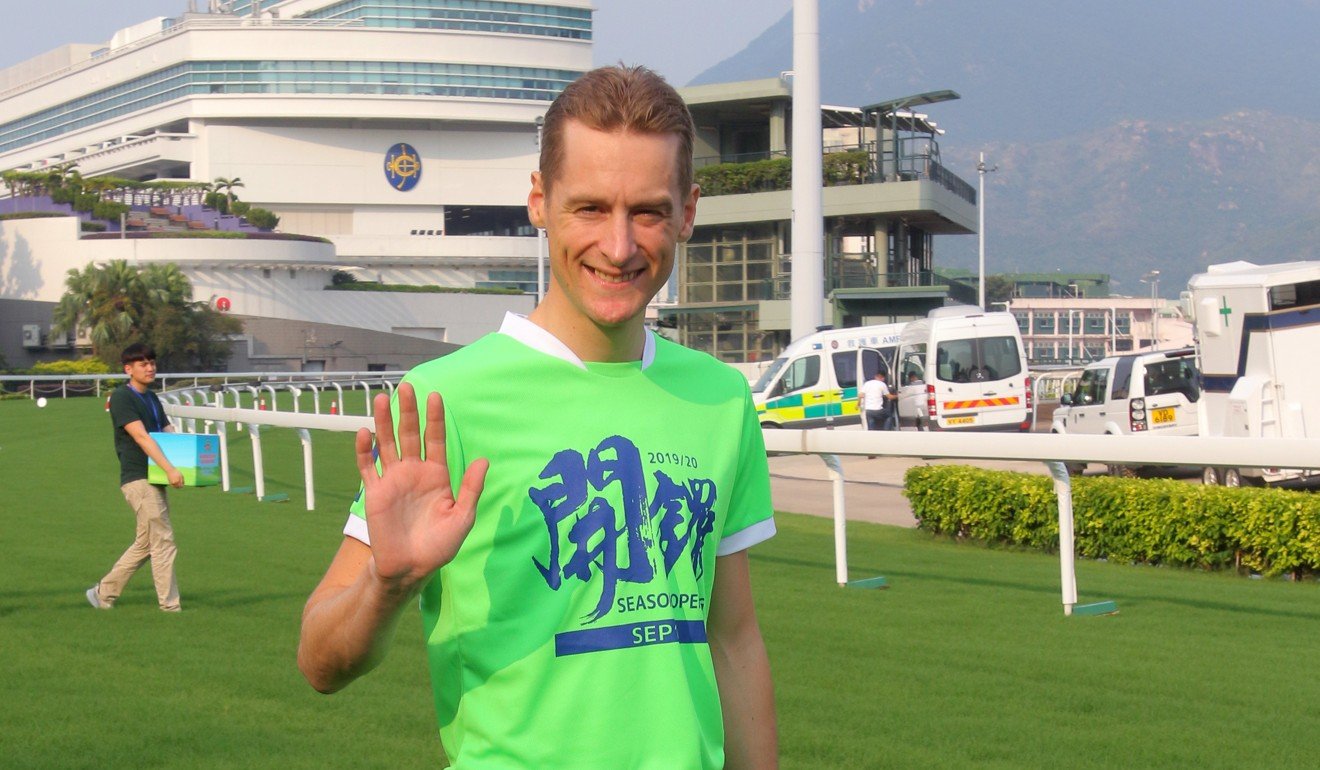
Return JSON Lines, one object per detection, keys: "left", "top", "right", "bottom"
{"left": 1187, "top": 260, "right": 1320, "bottom": 486}
{"left": 1049, "top": 348, "right": 1202, "bottom": 475}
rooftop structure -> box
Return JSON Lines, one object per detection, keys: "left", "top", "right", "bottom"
{"left": 664, "top": 78, "right": 977, "bottom": 363}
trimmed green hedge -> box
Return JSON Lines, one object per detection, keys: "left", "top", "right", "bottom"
{"left": 693, "top": 149, "right": 874, "bottom": 196}
{"left": 904, "top": 465, "right": 1320, "bottom": 579}
{"left": 29, "top": 359, "right": 113, "bottom": 375}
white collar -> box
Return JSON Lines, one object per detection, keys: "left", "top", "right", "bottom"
{"left": 497, "top": 312, "right": 655, "bottom": 370}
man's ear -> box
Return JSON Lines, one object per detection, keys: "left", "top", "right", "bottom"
{"left": 677, "top": 184, "right": 700, "bottom": 242}
{"left": 527, "top": 171, "right": 546, "bottom": 229}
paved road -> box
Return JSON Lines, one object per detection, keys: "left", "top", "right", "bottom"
{"left": 767, "top": 427, "right": 1055, "bottom": 527}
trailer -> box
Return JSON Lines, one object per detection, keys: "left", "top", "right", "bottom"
{"left": 1186, "top": 260, "right": 1320, "bottom": 486}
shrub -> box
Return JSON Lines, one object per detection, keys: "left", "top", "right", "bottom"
{"left": 231, "top": 200, "right": 252, "bottom": 217}
{"left": 73, "top": 192, "right": 100, "bottom": 213}
{"left": 904, "top": 465, "right": 1320, "bottom": 579}
{"left": 204, "top": 191, "right": 229, "bottom": 214}
{"left": 244, "top": 206, "right": 278, "bottom": 230}
{"left": 81, "top": 221, "right": 107, "bottom": 232}
{"left": 92, "top": 200, "right": 130, "bottom": 221}
{"left": 30, "top": 358, "right": 112, "bottom": 375}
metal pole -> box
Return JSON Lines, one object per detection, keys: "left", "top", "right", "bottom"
{"left": 298, "top": 428, "right": 315, "bottom": 511}
{"left": 976, "top": 153, "right": 996, "bottom": 311}
{"left": 790, "top": 0, "right": 825, "bottom": 339}
{"left": 821, "top": 454, "right": 848, "bottom": 586}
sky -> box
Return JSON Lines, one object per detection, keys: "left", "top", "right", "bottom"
{"left": 0, "top": 0, "right": 792, "bottom": 86}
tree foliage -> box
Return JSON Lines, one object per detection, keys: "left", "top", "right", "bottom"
{"left": 52, "top": 260, "right": 242, "bottom": 371}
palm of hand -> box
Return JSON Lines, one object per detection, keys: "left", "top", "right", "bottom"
{"left": 366, "top": 456, "right": 472, "bottom": 584}
{"left": 356, "top": 385, "right": 488, "bottom": 592}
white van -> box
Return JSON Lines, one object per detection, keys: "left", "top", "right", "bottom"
{"left": 752, "top": 323, "right": 906, "bottom": 428}
{"left": 894, "top": 306, "right": 1033, "bottom": 432}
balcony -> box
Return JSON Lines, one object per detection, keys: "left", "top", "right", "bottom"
{"left": 693, "top": 140, "right": 976, "bottom": 206}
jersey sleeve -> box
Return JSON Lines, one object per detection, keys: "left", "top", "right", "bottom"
{"left": 716, "top": 383, "right": 775, "bottom": 556}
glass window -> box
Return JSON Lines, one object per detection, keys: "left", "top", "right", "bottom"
{"left": 1074, "top": 368, "right": 1109, "bottom": 404}
{"left": 832, "top": 351, "right": 858, "bottom": 390}
{"left": 781, "top": 355, "right": 820, "bottom": 394}
{"left": 1143, "top": 359, "right": 1200, "bottom": 402}
{"left": 1033, "top": 314, "right": 1056, "bottom": 335}
{"left": 899, "top": 345, "right": 926, "bottom": 385}
{"left": 936, "top": 339, "right": 975, "bottom": 382}
{"left": 935, "top": 336, "right": 1022, "bottom": 382}
{"left": 1084, "top": 313, "right": 1107, "bottom": 335}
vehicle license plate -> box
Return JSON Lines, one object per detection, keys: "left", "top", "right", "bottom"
{"left": 1150, "top": 407, "right": 1176, "bottom": 425}
{"left": 945, "top": 415, "right": 976, "bottom": 426}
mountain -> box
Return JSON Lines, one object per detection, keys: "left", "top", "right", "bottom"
{"left": 689, "top": 0, "right": 1320, "bottom": 295}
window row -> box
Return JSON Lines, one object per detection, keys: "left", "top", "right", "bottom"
{"left": 0, "top": 61, "right": 582, "bottom": 152}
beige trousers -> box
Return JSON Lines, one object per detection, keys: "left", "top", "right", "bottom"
{"left": 98, "top": 480, "right": 180, "bottom": 611}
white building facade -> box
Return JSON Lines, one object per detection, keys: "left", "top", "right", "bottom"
{"left": 1, "top": 0, "right": 593, "bottom": 291}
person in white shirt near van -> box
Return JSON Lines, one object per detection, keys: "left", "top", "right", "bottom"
{"left": 858, "top": 369, "right": 896, "bottom": 431}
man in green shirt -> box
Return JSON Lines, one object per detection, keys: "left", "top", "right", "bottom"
{"left": 87, "top": 343, "right": 185, "bottom": 612}
{"left": 298, "top": 65, "right": 778, "bottom": 768}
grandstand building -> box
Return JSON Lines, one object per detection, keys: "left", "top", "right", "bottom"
{"left": 0, "top": 0, "right": 590, "bottom": 368}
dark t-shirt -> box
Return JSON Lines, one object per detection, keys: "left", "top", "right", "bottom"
{"left": 109, "top": 383, "right": 170, "bottom": 486}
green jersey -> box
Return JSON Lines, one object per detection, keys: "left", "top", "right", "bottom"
{"left": 347, "top": 314, "right": 775, "bottom": 769}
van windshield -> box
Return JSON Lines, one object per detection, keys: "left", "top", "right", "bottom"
{"left": 934, "top": 336, "right": 1023, "bottom": 382}
{"left": 752, "top": 358, "right": 787, "bottom": 394}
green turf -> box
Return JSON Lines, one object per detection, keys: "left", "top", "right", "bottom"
{"left": 2, "top": 397, "right": 1318, "bottom": 768}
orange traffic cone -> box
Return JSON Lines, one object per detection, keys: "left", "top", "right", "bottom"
{"left": 330, "top": 400, "right": 338, "bottom": 415}
{"left": 104, "top": 394, "right": 111, "bottom": 411}
{"left": 258, "top": 397, "right": 267, "bottom": 411}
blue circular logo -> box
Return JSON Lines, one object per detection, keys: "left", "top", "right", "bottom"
{"left": 384, "top": 143, "right": 422, "bottom": 191}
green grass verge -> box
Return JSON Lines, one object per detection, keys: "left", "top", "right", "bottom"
{"left": 2, "top": 397, "right": 1318, "bottom": 768}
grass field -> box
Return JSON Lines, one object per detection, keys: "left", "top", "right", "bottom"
{"left": 3, "top": 396, "right": 1318, "bottom": 768}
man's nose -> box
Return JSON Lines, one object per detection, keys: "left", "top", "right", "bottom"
{"left": 601, "top": 212, "right": 637, "bottom": 265}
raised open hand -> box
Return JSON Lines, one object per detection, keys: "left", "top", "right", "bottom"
{"left": 355, "top": 383, "right": 488, "bottom": 591}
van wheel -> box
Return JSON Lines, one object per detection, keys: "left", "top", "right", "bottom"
{"left": 1202, "top": 467, "right": 1221, "bottom": 486}
{"left": 1108, "top": 464, "right": 1137, "bottom": 478}
{"left": 1223, "top": 468, "right": 1242, "bottom": 488}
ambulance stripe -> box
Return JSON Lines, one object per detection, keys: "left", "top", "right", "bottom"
{"left": 941, "top": 396, "right": 1021, "bottom": 410}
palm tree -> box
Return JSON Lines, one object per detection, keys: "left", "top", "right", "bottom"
{"left": 212, "top": 176, "right": 244, "bottom": 213}
{"left": 52, "top": 261, "right": 145, "bottom": 360}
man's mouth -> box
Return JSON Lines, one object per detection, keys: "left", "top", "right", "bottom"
{"left": 588, "top": 266, "right": 643, "bottom": 284}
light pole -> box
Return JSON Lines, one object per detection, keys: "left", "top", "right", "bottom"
{"left": 1142, "top": 269, "right": 1161, "bottom": 350}
{"left": 976, "top": 152, "right": 997, "bottom": 310}
{"left": 534, "top": 115, "right": 545, "bottom": 304}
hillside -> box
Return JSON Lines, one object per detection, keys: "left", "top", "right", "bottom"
{"left": 689, "top": 0, "right": 1320, "bottom": 293}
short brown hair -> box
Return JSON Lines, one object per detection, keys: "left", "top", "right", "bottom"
{"left": 539, "top": 65, "right": 695, "bottom": 196}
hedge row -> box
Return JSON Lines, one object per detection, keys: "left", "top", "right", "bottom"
{"left": 693, "top": 150, "right": 873, "bottom": 196}
{"left": 904, "top": 465, "right": 1320, "bottom": 579}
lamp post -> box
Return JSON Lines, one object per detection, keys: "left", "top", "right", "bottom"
{"left": 1141, "top": 269, "right": 1161, "bottom": 350}
{"left": 976, "top": 152, "right": 997, "bottom": 310}
{"left": 534, "top": 115, "right": 545, "bottom": 304}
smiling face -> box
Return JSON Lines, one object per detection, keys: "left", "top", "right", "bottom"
{"left": 527, "top": 119, "right": 698, "bottom": 361}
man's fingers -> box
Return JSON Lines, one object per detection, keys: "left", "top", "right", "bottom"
{"left": 396, "top": 383, "right": 422, "bottom": 460}
{"left": 424, "top": 391, "right": 447, "bottom": 469}
{"left": 454, "top": 458, "right": 489, "bottom": 520}
{"left": 354, "top": 427, "right": 378, "bottom": 487}
{"left": 372, "top": 392, "right": 396, "bottom": 467}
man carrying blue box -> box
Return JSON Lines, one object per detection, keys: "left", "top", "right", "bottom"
{"left": 86, "top": 343, "right": 185, "bottom": 613}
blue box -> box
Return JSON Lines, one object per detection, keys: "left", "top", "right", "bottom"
{"left": 147, "top": 432, "right": 220, "bottom": 487}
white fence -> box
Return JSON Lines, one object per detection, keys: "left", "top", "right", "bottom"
{"left": 151, "top": 391, "right": 1320, "bottom": 618}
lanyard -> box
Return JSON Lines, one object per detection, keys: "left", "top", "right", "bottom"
{"left": 129, "top": 387, "right": 161, "bottom": 432}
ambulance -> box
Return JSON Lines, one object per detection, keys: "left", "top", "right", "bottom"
{"left": 752, "top": 323, "right": 906, "bottom": 429}
{"left": 894, "top": 306, "right": 1033, "bottom": 432}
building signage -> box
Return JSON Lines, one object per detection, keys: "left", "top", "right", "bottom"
{"left": 384, "top": 142, "right": 422, "bottom": 191}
